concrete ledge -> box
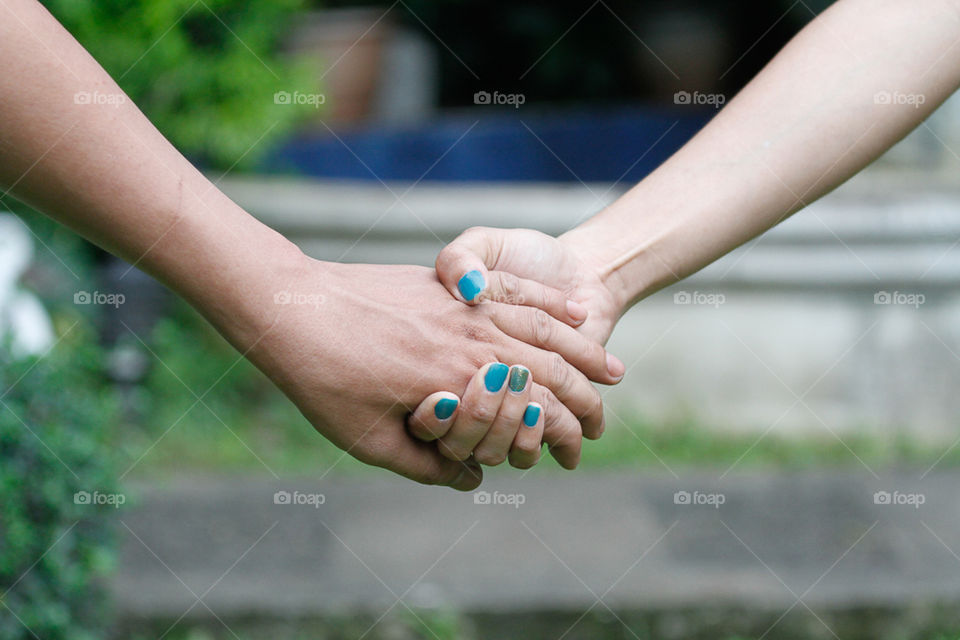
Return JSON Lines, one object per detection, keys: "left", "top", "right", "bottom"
{"left": 113, "top": 470, "right": 960, "bottom": 638}
{"left": 219, "top": 169, "right": 960, "bottom": 287}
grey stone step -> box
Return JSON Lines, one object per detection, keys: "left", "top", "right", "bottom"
{"left": 113, "top": 469, "right": 960, "bottom": 623}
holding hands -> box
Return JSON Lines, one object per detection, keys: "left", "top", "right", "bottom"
{"left": 404, "top": 227, "right": 631, "bottom": 481}
{"left": 244, "top": 258, "right": 621, "bottom": 491}
{"left": 436, "top": 227, "right": 626, "bottom": 345}
{"left": 8, "top": 0, "right": 960, "bottom": 492}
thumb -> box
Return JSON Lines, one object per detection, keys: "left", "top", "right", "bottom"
{"left": 436, "top": 227, "right": 503, "bottom": 305}
{"left": 386, "top": 430, "right": 484, "bottom": 491}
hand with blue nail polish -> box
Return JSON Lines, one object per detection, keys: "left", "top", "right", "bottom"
{"left": 407, "top": 363, "right": 544, "bottom": 469}
{"left": 234, "top": 259, "right": 613, "bottom": 490}
{"left": 436, "top": 227, "right": 623, "bottom": 346}
{"left": 436, "top": 229, "right": 628, "bottom": 392}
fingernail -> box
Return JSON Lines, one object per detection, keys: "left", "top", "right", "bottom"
{"left": 606, "top": 353, "right": 625, "bottom": 380}
{"left": 507, "top": 365, "right": 529, "bottom": 393}
{"left": 434, "top": 397, "right": 458, "bottom": 420}
{"left": 484, "top": 363, "right": 509, "bottom": 392}
{"left": 523, "top": 403, "right": 541, "bottom": 427}
{"left": 566, "top": 300, "right": 588, "bottom": 324}
{"left": 457, "top": 270, "right": 485, "bottom": 302}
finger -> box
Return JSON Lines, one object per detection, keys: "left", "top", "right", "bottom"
{"left": 436, "top": 227, "right": 499, "bottom": 305}
{"left": 495, "top": 333, "right": 605, "bottom": 440}
{"left": 437, "top": 230, "right": 588, "bottom": 327}
{"left": 509, "top": 402, "right": 545, "bottom": 469}
{"left": 438, "top": 362, "right": 509, "bottom": 461}
{"left": 489, "top": 304, "right": 625, "bottom": 385}
{"left": 528, "top": 383, "right": 582, "bottom": 469}
{"left": 407, "top": 391, "right": 460, "bottom": 442}
{"left": 473, "top": 365, "right": 532, "bottom": 466}
{"left": 480, "top": 270, "right": 588, "bottom": 327}
{"left": 376, "top": 431, "right": 483, "bottom": 491}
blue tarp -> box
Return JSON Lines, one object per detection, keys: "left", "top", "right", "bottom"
{"left": 266, "top": 106, "right": 713, "bottom": 183}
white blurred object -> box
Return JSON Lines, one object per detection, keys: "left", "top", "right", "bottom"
{"left": 0, "top": 214, "right": 55, "bottom": 359}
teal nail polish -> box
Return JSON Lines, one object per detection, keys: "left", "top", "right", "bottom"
{"left": 484, "top": 363, "right": 509, "bottom": 392}
{"left": 457, "top": 270, "right": 485, "bottom": 302}
{"left": 523, "top": 404, "right": 540, "bottom": 427}
{"left": 508, "top": 366, "right": 529, "bottom": 393}
{"left": 434, "top": 397, "right": 458, "bottom": 420}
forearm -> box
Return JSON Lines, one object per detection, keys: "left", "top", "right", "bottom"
{"left": 565, "top": 0, "right": 960, "bottom": 312}
{"left": 0, "top": 0, "right": 300, "bottom": 346}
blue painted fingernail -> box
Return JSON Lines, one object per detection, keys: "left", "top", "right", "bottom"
{"left": 457, "top": 270, "right": 485, "bottom": 302}
{"left": 434, "top": 397, "right": 458, "bottom": 420}
{"left": 523, "top": 404, "right": 541, "bottom": 427}
{"left": 508, "top": 366, "right": 529, "bottom": 393}
{"left": 484, "top": 363, "right": 509, "bottom": 392}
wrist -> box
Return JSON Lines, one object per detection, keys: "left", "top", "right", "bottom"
{"left": 559, "top": 225, "right": 634, "bottom": 318}
{"left": 144, "top": 195, "right": 312, "bottom": 351}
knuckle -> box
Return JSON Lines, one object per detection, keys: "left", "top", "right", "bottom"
{"left": 544, "top": 407, "right": 580, "bottom": 446}
{"left": 548, "top": 353, "right": 572, "bottom": 393}
{"left": 473, "top": 447, "right": 507, "bottom": 466}
{"left": 516, "top": 438, "right": 542, "bottom": 456}
{"left": 535, "top": 286, "right": 552, "bottom": 313}
{"left": 438, "top": 440, "right": 471, "bottom": 462}
{"left": 530, "top": 309, "right": 554, "bottom": 346}
{"left": 498, "top": 405, "right": 524, "bottom": 424}
{"left": 499, "top": 272, "right": 521, "bottom": 301}
{"left": 437, "top": 243, "right": 455, "bottom": 264}
{"left": 463, "top": 401, "right": 495, "bottom": 423}
{"left": 585, "top": 390, "right": 603, "bottom": 421}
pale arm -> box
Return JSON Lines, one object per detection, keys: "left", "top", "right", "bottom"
{"left": 568, "top": 0, "right": 960, "bottom": 312}
{"left": 436, "top": 0, "right": 960, "bottom": 340}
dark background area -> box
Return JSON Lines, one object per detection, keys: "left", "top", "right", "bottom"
{"left": 320, "top": 0, "right": 833, "bottom": 106}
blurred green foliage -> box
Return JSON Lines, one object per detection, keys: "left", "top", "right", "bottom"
{"left": 41, "top": 0, "right": 316, "bottom": 169}
{"left": 0, "top": 331, "right": 120, "bottom": 640}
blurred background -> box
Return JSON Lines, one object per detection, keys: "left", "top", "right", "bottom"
{"left": 3, "top": 0, "right": 960, "bottom": 638}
